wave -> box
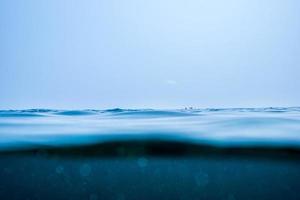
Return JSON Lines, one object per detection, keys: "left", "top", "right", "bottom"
{"left": 0, "top": 107, "right": 300, "bottom": 158}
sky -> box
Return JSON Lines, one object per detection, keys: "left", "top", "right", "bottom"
{"left": 0, "top": 0, "right": 299, "bottom": 109}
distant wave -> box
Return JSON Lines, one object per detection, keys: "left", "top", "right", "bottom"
{"left": 1, "top": 107, "right": 300, "bottom": 158}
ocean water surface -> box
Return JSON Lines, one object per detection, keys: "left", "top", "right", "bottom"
{"left": 1, "top": 107, "right": 300, "bottom": 151}
{"left": 1, "top": 107, "right": 300, "bottom": 199}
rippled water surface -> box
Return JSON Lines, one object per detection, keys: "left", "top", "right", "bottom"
{"left": 1, "top": 107, "right": 300, "bottom": 151}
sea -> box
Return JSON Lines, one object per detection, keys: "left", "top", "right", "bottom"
{"left": 0, "top": 107, "right": 300, "bottom": 200}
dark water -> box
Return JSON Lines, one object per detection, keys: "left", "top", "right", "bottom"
{"left": 0, "top": 108, "right": 300, "bottom": 199}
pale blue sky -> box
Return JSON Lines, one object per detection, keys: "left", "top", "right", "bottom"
{"left": 0, "top": 0, "right": 299, "bottom": 109}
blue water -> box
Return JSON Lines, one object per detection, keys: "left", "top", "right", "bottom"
{"left": 1, "top": 107, "right": 300, "bottom": 200}
{"left": 1, "top": 107, "right": 300, "bottom": 151}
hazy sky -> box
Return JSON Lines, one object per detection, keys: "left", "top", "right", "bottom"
{"left": 1, "top": 0, "right": 299, "bottom": 109}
